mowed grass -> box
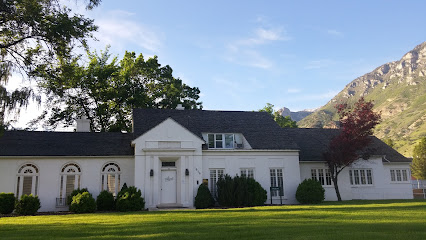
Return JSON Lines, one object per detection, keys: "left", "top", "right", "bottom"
{"left": 1, "top": 200, "right": 425, "bottom": 240}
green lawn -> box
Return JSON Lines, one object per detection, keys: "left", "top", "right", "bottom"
{"left": 1, "top": 200, "right": 425, "bottom": 240}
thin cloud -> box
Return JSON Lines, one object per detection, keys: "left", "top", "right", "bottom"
{"left": 95, "top": 18, "right": 163, "bottom": 53}
{"left": 108, "top": 10, "right": 136, "bottom": 16}
{"left": 225, "top": 26, "right": 289, "bottom": 69}
{"left": 237, "top": 27, "right": 290, "bottom": 46}
{"left": 287, "top": 88, "right": 301, "bottom": 93}
{"left": 327, "top": 29, "right": 343, "bottom": 37}
{"left": 225, "top": 48, "right": 274, "bottom": 69}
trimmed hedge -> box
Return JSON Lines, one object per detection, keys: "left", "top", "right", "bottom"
{"left": 0, "top": 193, "right": 16, "bottom": 214}
{"left": 69, "top": 192, "right": 96, "bottom": 213}
{"left": 116, "top": 186, "right": 145, "bottom": 212}
{"left": 296, "top": 178, "right": 325, "bottom": 204}
{"left": 194, "top": 184, "right": 214, "bottom": 209}
{"left": 216, "top": 174, "right": 267, "bottom": 207}
{"left": 96, "top": 190, "right": 115, "bottom": 211}
{"left": 15, "top": 194, "right": 41, "bottom": 215}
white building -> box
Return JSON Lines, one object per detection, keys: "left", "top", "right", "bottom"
{"left": 0, "top": 109, "right": 413, "bottom": 211}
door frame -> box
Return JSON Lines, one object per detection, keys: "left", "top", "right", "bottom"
{"left": 160, "top": 168, "right": 177, "bottom": 204}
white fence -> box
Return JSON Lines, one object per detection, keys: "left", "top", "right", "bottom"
{"left": 412, "top": 180, "right": 426, "bottom": 199}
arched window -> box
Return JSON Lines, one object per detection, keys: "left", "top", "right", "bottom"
{"left": 59, "top": 163, "right": 81, "bottom": 199}
{"left": 101, "top": 163, "right": 121, "bottom": 196}
{"left": 16, "top": 164, "right": 39, "bottom": 198}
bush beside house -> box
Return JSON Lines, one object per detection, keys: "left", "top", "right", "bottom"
{"left": 69, "top": 192, "right": 96, "bottom": 213}
{"left": 216, "top": 175, "right": 267, "bottom": 207}
{"left": 0, "top": 193, "right": 16, "bottom": 214}
{"left": 67, "top": 188, "right": 89, "bottom": 205}
{"left": 96, "top": 190, "right": 115, "bottom": 211}
{"left": 296, "top": 179, "right": 325, "bottom": 204}
{"left": 15, "top": 194, "right": 41, "bottom": 215}
{"left": 116, "top": 186, "right": 145, "bottom": 212}
{"left": 194, "top": 184, "right": 214, "bottom": 209}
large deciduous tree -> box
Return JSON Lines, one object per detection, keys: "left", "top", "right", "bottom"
{"left": 323, "top": 97, "right": 381, "bottom": 201}
{"left": 0, "top": 0, "right": 100, "bottom": 130}
{"left": 34, "top": 48, "right": 202, "bottom": 132}
{"left": 259, "top": 103, "right": 298, "bottom": 128}
{"left": 411, "top": 137, "right": 426, "bottom": 180}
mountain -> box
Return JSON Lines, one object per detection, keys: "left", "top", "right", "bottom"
{"left": 277, "top": 107, "right": 315, "bottom": 122}
{"left": 299, "top": 42, "right": 426, "bottom": 157}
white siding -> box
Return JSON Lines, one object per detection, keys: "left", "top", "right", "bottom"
{"left": 300, "top": 158, "right": 413, "bottom": 201}
{"left": 202, "top": 151, "right": 300, "bottom": 204}
{"left": 0, "top": 157, "right": 134, "bottom": 212}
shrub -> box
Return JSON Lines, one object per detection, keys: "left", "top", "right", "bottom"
{"left": 96, "top": 190, "right": 115, "bottom": 211}
{"left": 69, "top": 192, "right": 96, "bottom": 213}
{"left": 247, "top": 178, "right": 267, "bottom": 206}
{"left": 296, "top": 178, "right": 325, "bottom": 204}
{"left": 216, "top": 174, "right": 267, "bottom": 207}
{"left": 67, "top": 188, "right": 89, "bottom": 205}
{"left": 194, "top": 184, "right": 214, "bottom": 209}
{"left": 116, "top": 186, "right": 145, "bottom": 212}
{"left": 0, "top": 193, "right": 16, "bottom": 214}
{"left": 15, "top": 194, "right": 41, "bottom": 215}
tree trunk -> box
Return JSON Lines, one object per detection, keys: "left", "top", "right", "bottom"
{"left": 332, "top": 174, "right": 342, "bottom": 201}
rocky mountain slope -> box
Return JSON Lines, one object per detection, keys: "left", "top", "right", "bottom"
{"left": 299, "top": 42, "right": 426, "bottom": 157}
{"left": 277, "top": 107, "right": 314, "bottom": 122}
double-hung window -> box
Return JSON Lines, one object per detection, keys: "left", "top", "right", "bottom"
{"left": 390, "top": 169, "right": 409, "bottom": 182}
{"left": 311, "top": 168, "right": 332, "bottom": 186}
{"left": 208, "top": 134, "right": 234, "bottom": 149}
{"left": 349, "top": 169, "right": 373, "bottom": 185}
{"left": 240, "top": 168, "right": 254, "bottom": 178}
{"left": 209, "top": 169, "right": 224, "bottom": 198}
{"left": 270, "top": 168, "right": 284, "bottom": 197}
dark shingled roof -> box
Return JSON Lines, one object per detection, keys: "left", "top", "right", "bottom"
{"left": 0, "top": 131, "right": 134, "bottom": 156}
{"left": 133, "top": 109, "right": 299, "bottom": 150}
{"left": 283, "top": 128, "right": 410, "bottom": 163}
{"left": 0, "top": 111, "right": 409, "bottom": 162}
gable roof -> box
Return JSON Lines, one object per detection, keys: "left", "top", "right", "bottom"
{"left": 0, "top": 131, "right": 134, "bottom": 157}
{"left": 284, "top": 128, "right": 410, "bottom": 163}
{"left": 133, "top": 109, "right": 299, "bottom": 150}
{"left": 132, "top": 117, "right": 205, "bottom": 144}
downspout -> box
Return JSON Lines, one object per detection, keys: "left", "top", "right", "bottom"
{"left": 383, "top": 155, "right": 391, "bottom": 163}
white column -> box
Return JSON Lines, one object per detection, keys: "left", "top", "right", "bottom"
{"left": 18, "top": 176, "right": 24, "bottom": 199}
{"left": 61, "top": 175, "right": 67, "bottom": 199}
{"left": 74, "top": 175, "right": 79, "bottom": 190}
{"left": 101, "top": 175, "right": 105, "bottom": 191}
{"left": 114, "top": 173, "right": 119, "bottom": 196}
{"left": 31, "top": 175, "right": 36, "bottom": 195}
{"left": 153, "top": 156, "right": 159, "bottom": 206}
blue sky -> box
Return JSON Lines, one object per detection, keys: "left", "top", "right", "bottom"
{"left": 8, "top": 0, "right": 426, "bottom": 128}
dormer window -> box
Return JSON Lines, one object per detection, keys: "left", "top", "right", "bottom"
{"left": 208, "top": 133, "right": 234, "bottom": 149}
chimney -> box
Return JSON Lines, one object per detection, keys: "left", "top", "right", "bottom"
{"left": 76, "top": 116, "right": 91, "bottom": 132}
{"left": 176, "top": 104, "right": 185, "bottom": 110}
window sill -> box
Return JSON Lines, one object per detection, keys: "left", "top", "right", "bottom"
{"left": 271, "top": 197, "right": 287, "bottom": 200}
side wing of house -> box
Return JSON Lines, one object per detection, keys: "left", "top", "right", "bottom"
{"left": 0, "top": 132, "right": 135, "bottom": 212}
{"left": 293, "top": 129, "right": 413, "bottom": 201}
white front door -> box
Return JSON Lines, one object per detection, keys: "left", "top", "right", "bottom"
{"left": 161, "top": 170, "right": 177, "bottom": 204}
